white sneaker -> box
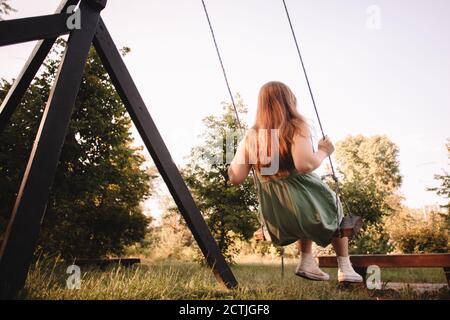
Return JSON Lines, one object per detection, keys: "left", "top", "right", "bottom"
{"left": 295, "top": 252, "right": 330, "bottom": 281}
{"left": 337, "top": 256, "right": 363, "bottom": 283}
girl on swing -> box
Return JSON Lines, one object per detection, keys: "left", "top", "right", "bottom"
{"left": 228, "top": 81, "right": 362, "bottom": 283}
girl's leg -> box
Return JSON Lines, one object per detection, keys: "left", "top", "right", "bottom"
{"left": 299, "top": 239, "right": 313, "bottom": 254}
{"left": 331, "top": 236, "right": 349, "bottom": 256}
{"left": 295, "top": 239, "right": 329, "bottom": 281}
{"left": 331, "top": 237, "right": 362, "bottom": 282}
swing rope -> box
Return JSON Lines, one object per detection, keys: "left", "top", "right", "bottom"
{"left": 201, "top": 0, "right": 361, "bottom": 238}
{"left": 201, "top": 0, "right": 271, "bottom": 242}
{"left": 281, "top": 0, "right": 337, "bottom": 181}
{"left": 201, "top": 0, "right": 263, "bottom": 191}
{"left": 281, "top": 0, "right": 355, "bottom": 221}
{"left": 200, "top": 0, "right": 243, "bottom": 135}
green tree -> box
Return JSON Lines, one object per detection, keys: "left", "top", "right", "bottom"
{"left": 0, "top": 41, "right": 151, "bottom": 258}
{"left": 386, "top": 208, "right": 448, "bottom": 253}
{"left": 428, "top": 141, "right": 450, "bottom": 211}
{"left": 334, "top": 135, "right": 402, "bottom": 253}
{"left": 0, "top": 0, "right": 15, "bottom": 20}
{"left": 428, "top": 140, "right": 450, "bottom": 231}
{"left": 183, "top": 98, "right": 259, "bottom": 262}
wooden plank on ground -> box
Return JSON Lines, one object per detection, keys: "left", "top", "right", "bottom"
{"left": 71, "top": 258, "right": 141, "bottom": 268}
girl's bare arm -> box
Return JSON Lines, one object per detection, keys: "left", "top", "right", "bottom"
{"left": 228, "top": 134, "right": 251, "bottom": 185}
{"left": 291, "top": 127, "right": 334, "bottom": 174}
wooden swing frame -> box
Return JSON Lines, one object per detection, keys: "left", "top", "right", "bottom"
{"left": 0, "top": 0, "right": 237, "bottom": 299}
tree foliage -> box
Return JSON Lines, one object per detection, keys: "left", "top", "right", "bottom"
{"left": 427, "top": 140, "right": 450, "bottom": 233}
{"left": 0, "top": 41, "right": 151, "bottom": 258}
{"left": 183, "top": 98, "right": 259, "bottom": 262}
{"left": 334, "top": 135, "right": 402, "bottom": 253}
{"left": 0, "top": 0, "right": 15, "bottom": 20}
{"left": 386, "top": 209, "right": 448, "bottom": 253}
{"left": 428, "top": 141, "right": 450, "bottom": 212}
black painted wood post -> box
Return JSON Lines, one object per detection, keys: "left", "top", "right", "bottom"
{"left": 93, "top": 18, "right": 238, "bottom": 290}
{"left": 0, "top": 0, "right": 238, "bottom": 298}
{"left": 0, "top": 0, "right": 79, "bottom": 135}
{"left": 0, "top": 0, "right": 105, "bottom": 299}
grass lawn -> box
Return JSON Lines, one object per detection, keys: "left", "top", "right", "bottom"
{"left": 21, "top": 259, "right": 449, "bottom": 300}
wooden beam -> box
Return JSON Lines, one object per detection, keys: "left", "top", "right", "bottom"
{"left": 0, "top": 0, "right": 79, "bottom": 135}
{"left": 318, "top": 253, "right": 450, "bottom": 268}
{"left": 72, "top": 258, "right": 140, "bottom": 268}
{"left": 444, "top": 267, "right": 450, "bottom": 287}
{"left": 0, "top": 0, "right": 104, "bottom": 299}
{"left": 0, "top": 13, "right": 72, "bottom": 47}
{"left": 92, "top": 18, "right": 238, "bottom": 290}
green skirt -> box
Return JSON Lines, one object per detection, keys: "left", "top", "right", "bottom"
{"left": 256, "top": 171, "right": 343, "bottom": 247}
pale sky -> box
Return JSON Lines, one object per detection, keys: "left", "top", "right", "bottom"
{"left": 1, "top": 0, "right": 449, "bottom": 211}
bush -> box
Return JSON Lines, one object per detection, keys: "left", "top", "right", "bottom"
{"left": 386, "top": 210, "right": 448, "bottom": 253}
{"left": 237, "top": 238, "right": 299, "bottom": 259}
{"left": 349, "top": 222, "right": 394, "bottom": 254}
{"left": 148, "top": 217, "right": 198, "bottom": 262}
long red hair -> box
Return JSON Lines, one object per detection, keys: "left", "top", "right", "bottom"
{"left": 247, "top": 81, "right": 308, "bottom": 177}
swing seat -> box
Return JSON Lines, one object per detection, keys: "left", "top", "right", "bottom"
{"left": 336, "top": 215, "right": 363, "bottom": 238}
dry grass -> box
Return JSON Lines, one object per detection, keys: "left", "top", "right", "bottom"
{"left": 20, "top": 259, "right": 449, "bottom": 300}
